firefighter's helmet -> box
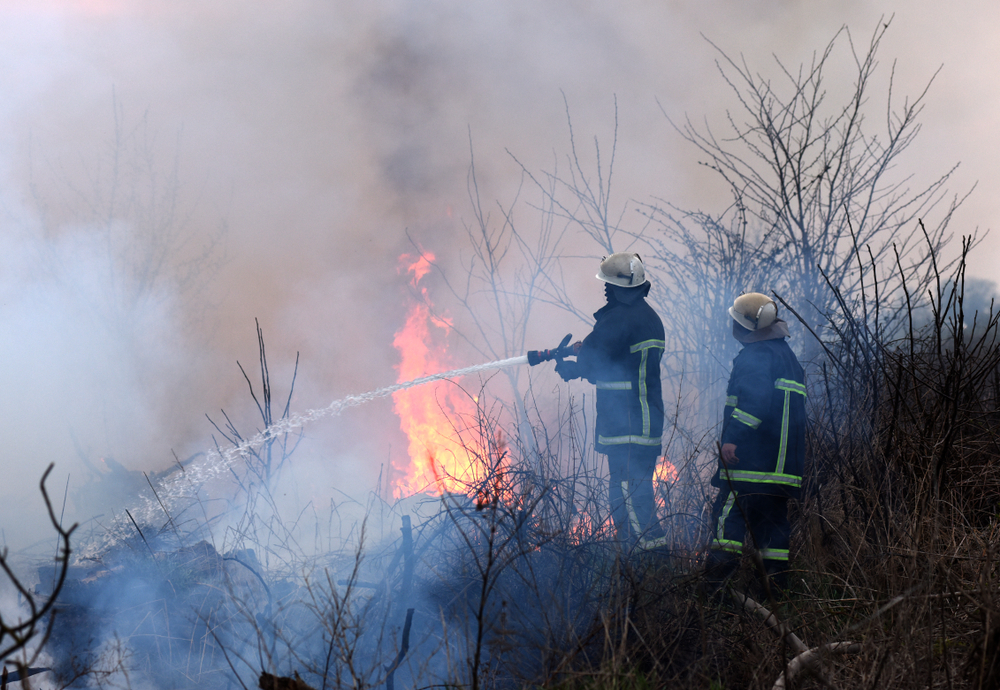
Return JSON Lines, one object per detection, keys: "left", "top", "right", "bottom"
{"left": 596, "top": 252, "right": 646, "bottom": 288}
{"left": 729, "top": 292, "right": 778, "bottom": 331}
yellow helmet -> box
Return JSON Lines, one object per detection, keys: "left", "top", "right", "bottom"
{"left": 596, "top": 252, "right": 646, "bottom": 288}
{"left": 729, "top": 292, "right": 777, "bottom": 331}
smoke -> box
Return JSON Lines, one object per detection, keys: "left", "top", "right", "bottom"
{"left": 0, "top": 1, "right": 995, "bottom": 550}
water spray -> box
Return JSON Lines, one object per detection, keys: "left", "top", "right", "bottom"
{"left": 215, "top": 331, "right": 575, "bottom": 473}
{"left": 185, "top": 334, "right": 577, "bottom": 495}
{"left": 97, "top": 348, "right": 563, "bottom": 546}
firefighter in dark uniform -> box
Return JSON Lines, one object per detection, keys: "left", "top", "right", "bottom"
{"left": 553, "top": 252, "right": 666, "bottom": 545}
{"left": 705, "top": 292, "right": 806, "bottom": 595}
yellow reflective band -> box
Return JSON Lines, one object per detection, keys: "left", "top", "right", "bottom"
{"left": 726, "top": 395, "right": 738, "bottom": 408}
{"left": 623, "top": 480, "right": 642, "bottom": 535}
{"left": 775, "top": 378, "right": 807, "bottom": 396}
{"left": 768, "top": 378, "right": 803, "bottom": 475}
{"left": 716, "top": 490, "right": 738, "bottom": 547}
{"left": 629, "top": 339, "right": 666, "bottom": 353}
{"left": 629, "top": 339, "right": 663, "bottom": 436}
{"left": 596, "top": 380, "right": 632, "bottom": 390}
{"left": 759, "top": 548, "right": 789, "bottom": 561}
{"left": 776, "top": 389, "right": 791, "bottom": 474}
{"left": 711, "top": 539, "right": 743, "bottom": 554}
{"left": 720, "top": 468, "right": 802, "bottom": 487}
{"left": 731, "top": 408, "right": 763, "bottom": 429}
{"left": 598, "top": 434, "right": 662, "bottom": 446}
{"left": 639, "top": 347, "right": 650, "bottom": 435}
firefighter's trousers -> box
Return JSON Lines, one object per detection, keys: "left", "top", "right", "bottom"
{"left": 605, "top": 446, "right": 665, "bottom": 545}
{"left": 706, "top": 487, "right": 790, "bottom": 592}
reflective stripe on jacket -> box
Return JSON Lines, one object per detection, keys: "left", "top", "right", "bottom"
{"left": 716, "top": 337, "right": 806, "bottom": 498}
{"left": 576, "top": 282, "right": 665, "bottom": 453}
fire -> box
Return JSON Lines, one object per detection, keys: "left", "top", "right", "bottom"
{"left": 391, "top": 252, "right": 481, "bottom": 498}
{"left": 655, "top": 457, "right": 678, "bottom": 485}
{"left": 654, "top": 456, "right": 679, "bottom": 521}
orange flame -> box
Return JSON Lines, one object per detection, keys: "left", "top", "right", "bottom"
{"left": 655, "top": 457, "right": 679, "bottom": 485}
{"left": 654, "top": 456, "right": 679, "bottom": 520}
{"left": 391, "top": 252, "right": 480, "bottom": 498}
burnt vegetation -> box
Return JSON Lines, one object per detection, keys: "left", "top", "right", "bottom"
{"left": 6, "top": 18, "right": 1000, "bottom": 690}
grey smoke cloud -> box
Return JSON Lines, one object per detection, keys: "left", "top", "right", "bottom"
{"left": 0, "top": 0, "right": 996, "bottom": 550}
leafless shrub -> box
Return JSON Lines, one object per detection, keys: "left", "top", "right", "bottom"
{"left": 1, "top": 465, "right": 76, "bottom": 683}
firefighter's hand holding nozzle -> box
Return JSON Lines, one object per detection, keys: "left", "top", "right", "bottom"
{"left": 527, "top": 333, "right": 583, "bottom": 381}
{"left": 555, "top": 358, "right": 581, "bottom": 382}
{"left": 527, "top": 333, "right": 581, "bottom": 370}
{"left": 721, "top": 443, "right": 740, "bottom": 465}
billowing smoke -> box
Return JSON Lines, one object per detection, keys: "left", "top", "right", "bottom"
{"left": 0, "top": 2, "right": 996, "bottom": 684}
{"left": 0, "top": 1, "right": 993, "bottom": 533}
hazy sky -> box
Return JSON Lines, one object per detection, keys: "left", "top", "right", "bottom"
{"left": 0, "top": 0, "right": 997, "bottom": 547}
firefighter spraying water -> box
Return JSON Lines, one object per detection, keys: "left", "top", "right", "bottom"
{"left": 116, "top": 350, "right": 552, "bottom": 531}
{"left": 529, "top": 252, "right": 668, "bottom": 550}
{"left": 116, "top": 254, "right": 664, "bottom": 544}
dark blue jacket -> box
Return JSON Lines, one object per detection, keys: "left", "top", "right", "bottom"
{"left": 576, "top": 283, "right": 665, "bottom": 454}
{"left": 715, "top": 336, "right": 806, "bottom": 498}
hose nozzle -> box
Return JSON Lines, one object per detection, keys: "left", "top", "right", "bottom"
{"left": 527, "top": 334, "right": 575, "bottom": 366}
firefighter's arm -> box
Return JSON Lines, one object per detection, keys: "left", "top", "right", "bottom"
{"left": 575, "top": 319, "right": 625, "bottom": 384}
{"left": 721, "top": 348, "right": 773, "bottom": 450}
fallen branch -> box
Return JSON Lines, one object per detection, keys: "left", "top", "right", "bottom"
{"left": 728, "top": 591, "right": 808, "bottom": 655}
{"left": 772, "top": 642, "right": 863, "bottom": 690}
{"left": 730, "top": 591, "right": 863, "bottom": 688}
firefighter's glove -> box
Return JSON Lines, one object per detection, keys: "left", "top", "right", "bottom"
{"left": 555, "top": 359, "right": 582, "bottom": 382}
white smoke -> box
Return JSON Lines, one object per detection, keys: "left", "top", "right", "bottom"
{"left": 0, "top": 0, "right": 992, "bottom": 553}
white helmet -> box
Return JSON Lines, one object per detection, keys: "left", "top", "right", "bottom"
{"left": 596, "top": 252, "right": 646, "bottom": 288}
{"left": 729, "top": 292, "right": 778, "bottom": 331}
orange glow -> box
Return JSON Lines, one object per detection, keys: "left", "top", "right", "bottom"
{"left": 391, "top": 251, "right": 482, "bottom": 498}
{"left": 568, "top": 509, "right": 599, "bottom": 542}
{"left": 654, "top": 456, "right": 679, "bottom": 518}
{"left": 655, "top": 457, "right": 678, "bottom": 485}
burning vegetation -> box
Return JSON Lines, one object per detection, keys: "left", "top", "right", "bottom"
{"left": 392, "top": 250, "right": 490, "bottom": 497}
{"left": 5, "top": 19, "right": 1000, "bottom": 690}
{"left": 10, "top": 236, "right": 1000, "bottom": 690}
